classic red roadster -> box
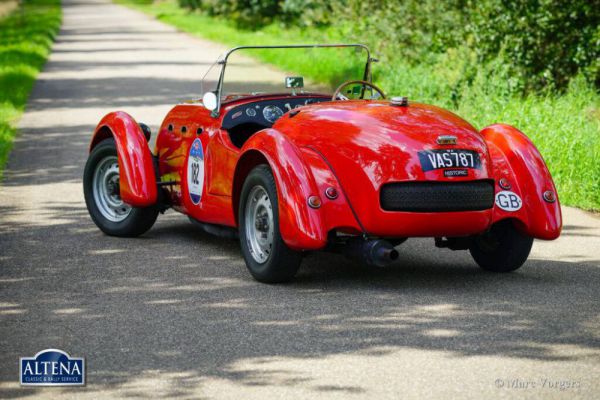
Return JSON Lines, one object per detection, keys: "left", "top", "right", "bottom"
{"left": 83, "top": 44, "right": 562, "bottom": 282}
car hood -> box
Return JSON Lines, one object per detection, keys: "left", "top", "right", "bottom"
{"left": 273, "top": 100, "right": 492, "bottom": 215}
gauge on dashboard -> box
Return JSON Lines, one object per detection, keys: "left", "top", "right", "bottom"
{"left": 262, "top": 105, "right": 284, "bottom": 123}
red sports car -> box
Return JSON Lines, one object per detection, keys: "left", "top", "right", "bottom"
{"left": 83, "top": 44, "right": 561, "bottom": 282}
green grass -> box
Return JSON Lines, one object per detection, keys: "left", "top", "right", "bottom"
{"left": 0, "top": 0, "right": 61, "bottom": 178}
{"left": 118, "top": 0, "right": 600, "bottom": 210}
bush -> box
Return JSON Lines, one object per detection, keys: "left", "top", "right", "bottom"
{"left": 467, "top": 0, "right": 600, "bottom": 92}
{"left": 179, "top": 0, "right": 281, "bottom": 28}
{"left": 280, "top": 0, "right": 337, "bottom": 27}
{"left": 177, "top": 0, "right": 599, "bottom": 93}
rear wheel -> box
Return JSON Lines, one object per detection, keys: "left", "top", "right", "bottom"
{"left": 239, "top": 165, "right": 302, "bottom": 283}
{"left": 83, "top": 138, "right": 159, "bottom": 237}
{"left": 469, "top": 219, "right": 533, "bottom": 272}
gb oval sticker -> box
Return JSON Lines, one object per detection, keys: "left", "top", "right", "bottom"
{"left": 187, "top": 138, "right": 204, "bottom": 205}
{"left": 495, "top": 190, "right": 522, "bottom": 212}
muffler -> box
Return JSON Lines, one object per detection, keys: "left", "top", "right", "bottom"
{"left": 344, "top": 238, "right": 399, "bottom": 267}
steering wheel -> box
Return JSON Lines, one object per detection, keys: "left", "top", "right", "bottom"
{"left": 332, "top": 80, "right": 386, "bottom": 101}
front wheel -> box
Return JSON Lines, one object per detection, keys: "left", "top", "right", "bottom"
{"left": 83, "top": 138, "right": 159, "bottom": 237}
{"left": 469, "top": 219, "right": 534, "bottom": 272}
{"left": 239, "top": 165, "right": 302, "bottom": 283}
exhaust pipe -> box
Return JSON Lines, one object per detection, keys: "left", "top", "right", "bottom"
{"left": 344, "top": 238, "right": 399, "bottom": 267}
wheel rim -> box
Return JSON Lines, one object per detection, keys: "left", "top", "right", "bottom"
{"left": 92, "top": 155, "right": 131, "bottom": 222}
{"left": 244, "top": 185, "right": 274, "bottom": 264}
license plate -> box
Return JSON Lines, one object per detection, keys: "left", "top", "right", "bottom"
{"left": 418, "top": 149, "right": 481, "bottom": 171}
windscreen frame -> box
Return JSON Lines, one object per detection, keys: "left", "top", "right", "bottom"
{"left": 206, "top": 44, "right": 373, "bottom": 117}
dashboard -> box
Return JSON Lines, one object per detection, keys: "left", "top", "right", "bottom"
{"left": 221, "top": 96, "right": 330, "bottom": 129}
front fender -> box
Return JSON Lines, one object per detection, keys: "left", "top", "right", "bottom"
{"left": 239, "top": 130, "right": 360, "bottom": 250}
{"left": 481, "top": 124, "right": 562, "bottom": 240}
{"left": 90, "top": 112, "right": 157, "bottom": 207}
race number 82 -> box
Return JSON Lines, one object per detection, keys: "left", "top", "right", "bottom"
{"left": 187, "top": 138, "right": 204, "bottom": 205}
{"left": 191, "top": 163, "right": 200, "bottom": 185}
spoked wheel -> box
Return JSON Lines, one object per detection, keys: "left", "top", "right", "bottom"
{"left": 83, "top": 138, "right": 159, "bottom": 237}
{"left": 469, "top": 219, "right": 534, "bottom": 272}
{"left": 239, "top": 165, "right": 302, "bottom": 283}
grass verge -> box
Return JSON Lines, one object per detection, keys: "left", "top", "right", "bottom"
{"left": 0, "top": 0, "right": 61, "bottom": 179}
{"left": 118, "top": 0, "right": 599, "bottom": 210}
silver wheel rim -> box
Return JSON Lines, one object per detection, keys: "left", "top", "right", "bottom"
{"left": 245, "top": 186, "right": 274, "bottom": 264}
{"left": 92, "top": 155, "right": 132, "bottom": 222}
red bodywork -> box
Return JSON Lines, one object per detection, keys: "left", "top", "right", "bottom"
{"left": 90, "top": 112, "right": 157, "bottom": 207}
{"left": 90, "top": 95, "right": 562, "bottom": 250}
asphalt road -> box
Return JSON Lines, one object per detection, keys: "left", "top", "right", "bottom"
{"left": 1, "top": 0, "right": 599, "bottom": 398}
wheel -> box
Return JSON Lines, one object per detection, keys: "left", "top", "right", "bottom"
{"left": 238, "top": 165, "right": 302, "bottom": 283}
{"left": 469, "top": 219, "right": 534, "bottom": 272}
{"left": 83, "top": 138, "right": 159, "bottom": 237}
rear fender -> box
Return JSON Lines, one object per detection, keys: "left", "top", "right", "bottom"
{"left": 90, "top": 112, "right": 157, "bottom": 207}
{"left": 236, "top": 130, "right": 338, "bottom": 250}
{"left": 481, "top": 124, "right": 561, "bottom": 240}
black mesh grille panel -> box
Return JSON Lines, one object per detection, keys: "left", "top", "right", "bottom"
{"left": 380, "top": 180, "right": 495, "bottom": 212}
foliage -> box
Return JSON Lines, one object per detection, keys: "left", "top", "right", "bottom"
{"left": 176, "top": 0, "right": 599, "bottom": 94}
{"left": 467, "top": 0, "right": 599, "bottom": 92}
{"left": 179, "top": 0, "right": 281, "bottom": 29}
{"left": 0, "top": 0, "right": 62, "bottom": 177}
{"left": 280, "top": 0, "right": 337, "bottom": 27}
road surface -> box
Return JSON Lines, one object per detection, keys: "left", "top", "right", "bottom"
{"left": 0, "top": 0, "right": 599, "bottom": 398}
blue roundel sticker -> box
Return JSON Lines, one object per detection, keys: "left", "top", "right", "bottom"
{"left": 187, "top": 138, "right": 204, "bottom": 205}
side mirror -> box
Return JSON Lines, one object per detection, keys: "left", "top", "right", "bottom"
{"left": 285, "top": 76, "right": 304, "bottom": 89}
{"left": 202, "top": 92, "right": 218, "bottom": 111}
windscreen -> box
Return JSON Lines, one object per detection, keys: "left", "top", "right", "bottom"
{"left": 201, "top": 46, "right": 370, "bottom": 100}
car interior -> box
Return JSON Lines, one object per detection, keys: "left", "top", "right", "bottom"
{"left": 222, "top": 95, "right": 330, "bottom": 148}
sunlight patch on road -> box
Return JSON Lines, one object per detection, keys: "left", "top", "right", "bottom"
{"left": 0, "top": 308, "right": 26, "bottom": 315}
{"left": 146, "top": 299, "right": 182, "bottom": 305}
{"left": 0, "top": 182, "right": 83, "bottom": 232}
{"left": 89, "top": 249, "right": 125, "bottom": 255}
{"left": 196, "top": 346, "right": 600, "bottom": 400}
{"left": 423, "top": 328, "right": 461, "bottom": 338}
{"left": 53, "top": 307, "right": 86, "bottom": 315}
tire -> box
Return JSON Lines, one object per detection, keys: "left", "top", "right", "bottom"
{"left": 469, "top": 219, "right": 534, "bottom": 272}
{"left": 83, "top": 138, "right": 159, "bottom": 237}
{"left": 239, "top": 165, "right": 302, "bottom": 283}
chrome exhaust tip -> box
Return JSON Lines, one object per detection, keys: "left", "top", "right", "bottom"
{"left": 344, "top": 238, "right": 399, "bottom": 267}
